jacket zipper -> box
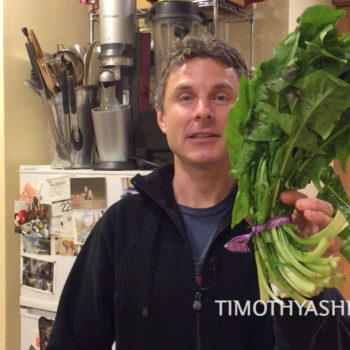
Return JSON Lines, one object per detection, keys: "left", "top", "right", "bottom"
{"left": 136, "top": 181, "right": 204, "bottom": 349}
{"left": 133, "top": 175, "right": 235, "bottom": 350}
{"left": 192, "top": 216, "right": 231, "bottom": 350}
{"left": 193, "top": 290, "right": 202, "bottom": 350}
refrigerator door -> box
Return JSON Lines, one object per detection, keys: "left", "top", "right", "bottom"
{"left": 21, "top": 307, "right": 116, "bottom": 350}
{"left": 19, "top": 166, "right": 150, "bottom": 346}
{"left": 20, "top": 307, "right": 55, "bottom": 350}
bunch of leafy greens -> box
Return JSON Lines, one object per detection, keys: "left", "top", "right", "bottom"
{"left": 225, "top": 5, "right": 350, "bottom": 306}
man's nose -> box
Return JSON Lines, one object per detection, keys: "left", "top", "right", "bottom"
{"left": 194, "top": 98, "right": 213, "bottom": 120}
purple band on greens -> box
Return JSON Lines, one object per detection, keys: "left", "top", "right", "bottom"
{"left": 224, "top": 215, "right": 293, "bottom": 253}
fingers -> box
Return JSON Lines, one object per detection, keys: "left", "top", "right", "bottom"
{"left": 294, "top": 197, "right": 334, "bottom": 217}
{"left": 279, "top": 191, "right": 306, "bottom": 205}
{"left": 302, "top": 208, "right": 333, "bottom": 228}
{"left": 280, "top": 191, "right": 334, "bottom": 217}
{"left": 280, "top": 191, "right": 340, "bottom": 255}
{"left": 323, "top": 237, "right": 342, "bottom": 257}
{"left": 280, "top": 190, "right": 334, "bottom": 231}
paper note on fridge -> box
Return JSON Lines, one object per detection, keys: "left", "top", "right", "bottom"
{"left": 47, "top": 176, "right": 71, "bottom": 202}
{"left": 50, "top": 200, "right": 73, "bottom": 236}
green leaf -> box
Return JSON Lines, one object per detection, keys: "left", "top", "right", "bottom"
{"left": 268, "top": 68, "right": 297, "bottom": 93}
{"left": 264, "top": 103, "right": 295, "bottom": 135}
{"left": 231, "top": 173, "right": 252, "bottom": 229}
{"left": 317, "top": 167, "right": 350, "bottom": 262}
{"left": 304, "top": 41, "right": 347, "bottom": 65}
{"left": 247, "top": 105, "right": 285, "bottom": 142}
{"left": 340, "top": 234, "right": 350, "bottom": 263}
{"left": 252, "top": 157, "right": 272, "bottom": 223}
{"left": 290, "top": 155, "right": 328, "bottom": 191}
{"left": 318, "top": 167, "right": 350, "bottom": 223}
{"left": 293, "top": 129, "right": 323, "bottom": 154}
{"left": 225, "top": 75, "right": 250, "bottom": 168}
{"left": 294, "top": 70, "right": 350, "bottom": 140}
{"left": 297, "top": 5, "right": 345, "bottom": 28}
{"left": 334, "top": 111, "right": 350, "bottom": 171}
{"left": 230, "top": 140, "right": 258, "bottom": 178}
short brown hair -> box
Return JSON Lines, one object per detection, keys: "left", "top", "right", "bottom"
{"left": 155, "top": 33, "right": 248, "bottom": 112}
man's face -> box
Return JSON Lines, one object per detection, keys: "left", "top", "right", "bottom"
{"left": 156, "top": 58, "right": 240, "bottom": 169}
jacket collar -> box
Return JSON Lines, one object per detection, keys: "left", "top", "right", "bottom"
{"left": 131, "top": 163, "right": 176, "bottom": 208}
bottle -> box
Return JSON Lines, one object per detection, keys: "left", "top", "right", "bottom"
{"left": 99, "top": 81, "right": 121, "bottom": 111}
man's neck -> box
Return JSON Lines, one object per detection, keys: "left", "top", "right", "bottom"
{"left": 172, "top": 160, "right": 236, "bottom": 208}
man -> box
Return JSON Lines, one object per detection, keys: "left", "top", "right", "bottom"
{"left": 47, "top": 34, "right": 349, "bottom": 349}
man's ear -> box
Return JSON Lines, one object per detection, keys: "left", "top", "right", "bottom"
{"left": 155, "top": 104, "right": 167, "bottom": 134}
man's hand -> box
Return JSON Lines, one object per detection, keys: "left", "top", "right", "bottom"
{"left": 280, "top": 191, "right": 340, "bottom": 256}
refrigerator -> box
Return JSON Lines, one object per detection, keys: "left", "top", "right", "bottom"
{"left": 18, "top": 165, "right": 150, "bottom": 350}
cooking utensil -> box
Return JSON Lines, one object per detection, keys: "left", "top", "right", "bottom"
{"left": 70, "top": 85, "right": 98, "bottom": 168}
{"left": 22, "top": 27, "right": 70, "bottom": 161}
{"left": 68, "top": 75, "right": 83, "bottom": 150}
{"left": 27, "top": 29, "right": 58, "bottom": 95}
{"left": 42, "top": 89, "right": 71, "bottom": 161}
{"left": 69, "top": 44, "right": 87, "bottom": 62}
{"left": 88, "top": 43, "right": 100, "bottom": 85}
{"left": 83, "top": 41, "right": 99, "bottom": 85}
{"left": 60, "top": 67, "right": 71, "bottom": 147}
{"left": 52, "top": 49, "right": 84, "bottom": 86}
{"left": 21, "top": 28, "right": 43, "bottom": 90}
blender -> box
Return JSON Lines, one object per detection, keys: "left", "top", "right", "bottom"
{"left": 92, "top": 0, "right": 137, "bottom": 170}
{"left": 148, "top": 0, "right": 205, "bottom": 83}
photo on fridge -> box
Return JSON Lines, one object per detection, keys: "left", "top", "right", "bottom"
{"left": 70, "top": 177, "right": 107, "bottom": 210}
{"left": 120, "top": 177, "right": 139, "bottom": 199}
{"left": 54, "top": 237, "right": 80, "bottom": 256}
{"left": 21, "top": 256, "right": 55, "bottom": 294}
{"left": 22, "top": 235, "right": 51, "bottom": 255}
{"left": 14, "top": 200, "right": 51, "bottom": 238}
{"left": 72, "top": 210, "right": 105, "bottom": 245}
{"left": 38, "top": 316, "right": 55, "bottom": 350}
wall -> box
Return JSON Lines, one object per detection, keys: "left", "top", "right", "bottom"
{"left": 288, "top": 0, "right": 333, "bottom": 32}
{"left": 219, "top": 0, "right": 289, "bottom": 71}
{"left": 220, "top": 0, "right": 333, "bottom": 70}
{"left": 0, "top": 0, "right": 5, "bottom": 348}
{"left": 2, "top": 1, "right": 89, "bottom": 349}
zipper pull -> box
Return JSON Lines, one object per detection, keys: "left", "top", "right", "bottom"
{"left": 193, "top": 291, "right": 202, "bottom": 311}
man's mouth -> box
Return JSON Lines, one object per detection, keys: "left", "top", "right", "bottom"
{"left": 189, "top": 133, "right": 219, "bottom": 139}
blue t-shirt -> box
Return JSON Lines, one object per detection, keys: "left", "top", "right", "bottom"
{"left": 179, "top": 192, "right": 235, "bottom": 275}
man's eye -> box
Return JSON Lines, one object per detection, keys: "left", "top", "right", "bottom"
{"left": 215, "top": 95, "right": 228, "bottom": 102}
{"left": 179, "top": 94, "right": 193, "bottom": 102}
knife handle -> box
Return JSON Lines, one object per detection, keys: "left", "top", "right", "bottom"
{"left": 24, "top": 42, "right": 43, "bottom": 90}
{"left": 61, "top": 69, "right": 69, "bottom": 115}
{"left": 67, "top": 76, "right": 77, "bottom": 114}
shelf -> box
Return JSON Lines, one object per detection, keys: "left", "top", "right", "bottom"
{"left": 193, "top": 0, "right": 254, "bottom": 23}
{"left": 137, "top": 1, "right": 254, "bottom": 23}
{"left": 136, "top": 0, "right": 256, "bottom": 72}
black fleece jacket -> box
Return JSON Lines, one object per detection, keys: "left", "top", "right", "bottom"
{"left": 47, "top": 164, "right": 350, "bottom": 350}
